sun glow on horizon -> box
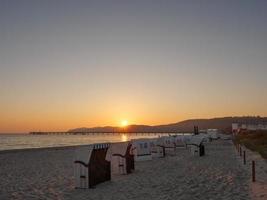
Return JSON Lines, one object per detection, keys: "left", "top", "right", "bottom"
{"left": 120, "top": 120, "right": 129, "bottom": 127}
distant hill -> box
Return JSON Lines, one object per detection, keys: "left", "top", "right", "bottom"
{"left": 68, "top": 116, "right": 267, "bottom": 134}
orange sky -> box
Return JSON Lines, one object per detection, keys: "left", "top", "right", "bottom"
{"left": 1, "top": 1, "right": 267, "bottom": 133}
{"left": 1, "top": 93, "right": 267, "bottom": 132}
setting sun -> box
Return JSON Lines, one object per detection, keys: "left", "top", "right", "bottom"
{"left": 120, "top": 120, "right": 128, "bottom": 127}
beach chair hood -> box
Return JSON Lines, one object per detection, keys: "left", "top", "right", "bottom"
{"left": 75, "top": 145, "right": 94, "bottom": 165}
{"left": 188, "top": 136, "right": 205, "bottom": 147}
{"left": 105, "top": 142, "right": 130, "bottom": 162}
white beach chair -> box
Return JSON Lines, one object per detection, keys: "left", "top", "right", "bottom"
{"left": 173, "top": 135, "right": 187, "bottom": 148}
{"left": 105, "top": 142, "right": 134, "bottom": 175}
{"left": 219, "top": 134, "right": 231, "bottom": 140}
{"left": 158, "top": 136, "right": 176, "bottom": 152}
{"left": 207, "top": 129, "right": 220, "bottom": 140}
{"left": 74, "top": 143, "right": 111, "bottom": 189}
{"left": 187, "top": 136, "right": 205, "bottom": 156}
{"left": 131, "top": 138, "right": 153, "bottom": 161}
{"left": 198, "top": 133, "right": 210, "bottom": 143}
{"left": 150, "top": 138, "right": 164, "bottom": 158}
{"left": 74, "top": 145, "right": 93, "bottom": 189}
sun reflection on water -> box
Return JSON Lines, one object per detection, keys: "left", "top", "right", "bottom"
{"left": 121, "top": 134, "right": 128, "bottom": 142}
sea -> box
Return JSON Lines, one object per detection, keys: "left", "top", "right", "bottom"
{"left": 0, "top": 133, "right": 171, "bottom": 151}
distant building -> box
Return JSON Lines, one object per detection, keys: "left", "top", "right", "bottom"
{"left": 232, "top": 123, "right": 267, "bottom": 135}
{"left": 232, "top": 123, "right": 239, "bottom": 136}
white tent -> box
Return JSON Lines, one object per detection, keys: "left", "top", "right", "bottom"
{"left": 74, "top": 145, "right": 93, "bottom": 189}
{"left": 105, "top": 142, "right": 134, "bottom": 175}
{"left": 131, "top": 138, "right": 152, "bottom": 161}
{"left": 149, "top": 138, "right": 164, "bottom": 158}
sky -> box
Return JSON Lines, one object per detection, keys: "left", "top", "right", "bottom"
{"left": 1, "top": 0, "right": 267, "bottom": 132}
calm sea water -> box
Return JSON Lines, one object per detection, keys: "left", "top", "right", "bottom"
{"left": 0, "top": 133, "right": 168, "bottom": 151}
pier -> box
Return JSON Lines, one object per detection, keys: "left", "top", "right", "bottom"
{"left": 29, "top": 131, "right": 184, "bottom": 136}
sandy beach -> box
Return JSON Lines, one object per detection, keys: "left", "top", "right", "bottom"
{"left": 241, "top": 146, "right": 267, "bottom": 200}
{"left": 0, "top": 140, "right": 266, "bottom": 200}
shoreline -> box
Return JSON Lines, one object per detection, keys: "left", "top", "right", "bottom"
{"left": 0, "top": 145, "right": 79, "bottom": 154}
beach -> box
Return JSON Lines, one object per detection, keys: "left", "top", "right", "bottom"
{"left": 0, "top": 140, "right": 266, "bottom": 200}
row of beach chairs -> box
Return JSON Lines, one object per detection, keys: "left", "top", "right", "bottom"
{"left": 74, "top": 134, "right": 212, "bottom": 189}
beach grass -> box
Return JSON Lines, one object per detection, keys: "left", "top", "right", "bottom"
{"left": 234, "top": 130, "right": 267, "bottom": 159}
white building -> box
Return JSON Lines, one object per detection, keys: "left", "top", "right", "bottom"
{"left": 232, "top": 123, "right": 267, "bottom": 135}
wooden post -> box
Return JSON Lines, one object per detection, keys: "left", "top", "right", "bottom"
{"left": 240, "top": 146, "right": 242, "bottom": 156}
{"left": 243, "top": 150, "right": 246, "bottom": 165}
{"left": 252, "top": 161, "right": 256, "bottom": 182}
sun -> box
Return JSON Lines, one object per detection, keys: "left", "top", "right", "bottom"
{"left": 120, "top": 120, "right": 128, "bottom": 127}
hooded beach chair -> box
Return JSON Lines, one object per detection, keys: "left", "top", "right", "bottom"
{"left": 187, "top": 136, "right": 205, "bottom": 156}
{"left": 131, "top": 138, "right": 153, "bottom": 161}
{"left": 150, "top": 138, "right": 165, "bottom": 158}
{"left": 173, "top": 135, "right": 187, "bottom": 148}
{"left": 74, "top": 143, "right": 110, "bottom": 189}
{"left": 157, "top": 136, "right": 176, "bottom": 155}
{"left": 105, "top": 142, "right": 134, "bottom": 175}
